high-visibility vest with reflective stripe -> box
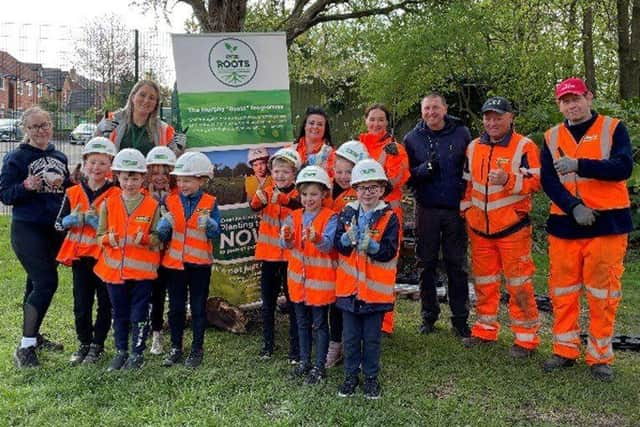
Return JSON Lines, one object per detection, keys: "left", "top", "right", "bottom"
{"left": 56, "top": 184, "right": 119, "bottom": 266}
{"left": 161, "top": 192, "right": 216, "bottom": 269}
{"left": 94, "top": 194, "right": 160, "bottom": 284}
{"left": 286, "top": 208, "right": 337, "bottom": 305}
{"left": 465, "top": 132, "right": 535, "bottom": 235}
{"left": 254, "top": 185, "right": 299, "bottom": 261}
{"left": 331, "top": 188, "right": 357, "bottom": 213}
{"left": 336, "top": 208, "right": 398, "bottom": 304}
{"left": 544, "top": 115, "right": 629, "bottom": 215}
{"left": 292, "top": 138, "right": 335, "bottom": 173}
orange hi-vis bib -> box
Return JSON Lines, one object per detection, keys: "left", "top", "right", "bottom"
{"left": 161, "top": 192, "right": 216, "bottom": 269}
{"left": 464, "top": 132, "right": 539, "bottom": 235}
{"left": 331, "top": 188, "right": 357, "bottom": 213}
{"left": 57, "top": 184, "right": 119, "bottom": 266}
{"left": 545, "top": 115, "right": 629, "bottom": 215}
{"left": 254, "top": 185, "right": 299, "bottom": 261}
{"left": 94, "top": 194, "right": 160, "bottom": 284}
{"left": 336, "top": 207, "right": 398, "bottom": 304}
{"left": 286, "top": 208, "right": 337, "bottom": 306}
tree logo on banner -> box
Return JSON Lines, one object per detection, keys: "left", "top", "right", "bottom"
{"left": 208, "top": 38, "right": 258, "bottom": 87}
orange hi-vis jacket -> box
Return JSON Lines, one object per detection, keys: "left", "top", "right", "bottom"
{"left": 336, "top": 206, "right": 398, "bottom": 304}
{"left": 251, "top": 185, "right": 299, "bottom": 261}
{"left": 461, "top": 131, "right": 541, "bottom": 236}
{"left": 331, "top": 187, "right": 357, "bottom": 213}
{"left": 161, "top": 192, "right": 216, "bottom": 269}
{"left": 286, "top": 208, "right": 337, "bottom": 306}
{"left": 292, "top": 137, "right": 336, "bottom": 178}
{"left": 544, "top": 114, "right": 630, "bottom": 215}
{"left": 57, "top": 184, "right": 119, "bottom": 266}
{"left": 94, "top": 194, "right": 160, "bottom": 284}
{"left": 359, "top": 132, "right": 410, "bottom": 215}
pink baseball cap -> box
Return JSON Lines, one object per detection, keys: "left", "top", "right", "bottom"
{"left": 555, "top": 77, "right": 588, "bottom": 99}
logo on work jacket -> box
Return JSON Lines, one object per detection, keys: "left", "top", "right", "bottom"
{"left": 135, "top": 216, "right": 151, "bottom": 223}
{"left": 209, "top": 38, "right": 258, "bottom": 88}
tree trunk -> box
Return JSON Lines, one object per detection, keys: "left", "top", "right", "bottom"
{"left": 188, "top": 0, "right": 248, "bottom": 32}
{"left": 617, "top": 0, "right": 640, "bottom": 99}
{"left": 582, "top": 4, "right": 597, "bottom": 95}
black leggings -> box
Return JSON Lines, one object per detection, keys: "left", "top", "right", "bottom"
{"left": 11, "top": 220, "right": 64, "bottom": 338}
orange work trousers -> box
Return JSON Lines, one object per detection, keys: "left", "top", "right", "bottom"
{"left": 469, "top": 226, "right": 540, "bottom": 349}
{"left": 548, "top": 234, "right": 627, "bottom": 365}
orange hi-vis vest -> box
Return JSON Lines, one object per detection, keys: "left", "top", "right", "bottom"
{"left": 56, "top": 184, "right": 119, "bottom": 266}
{"left": 336, "top": 206, "right": 398, "bottom": 304}
{"left": 463, "top": 132, "right": 540, "bottom": 235}
{"left": 331, "top": 188, "right": 357, "bottom": 213}
{"left": 161, "top": 192, "right": 216, "bottom": 269}
{"left": 544, "top": 114, "right": 629, "bottom": 215}
{"left": 292, "top": 137, "right": 336, "bottom": 178}
{"left": 254, "top": 185, "right": 299, "bottom": 261}
{"left": 286, "top": 208, "right": 337, "bottom": 306}
{"left": 94, "top": 194, "right": 160, "bottom": 284}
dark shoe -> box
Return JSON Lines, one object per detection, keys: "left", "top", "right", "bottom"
{"left": 591, "top": 364, "right": 614, "bottom": 382}
{"left": 107, "top": 350, "right": 128, "bottom": 372}
{"left": 36, "top": 334, "right": 64, "bottom": 352}
{"left": 14, "top": 346, "right": 39, "bottom": 368}
{"left": 259, "top": 346, "right": 273, "bottom": 360}
{"left": 69, "top": 344, "right": 90, "bottom": 365}
{"left": 123, "top": 353, "right": 145, "bottom": 370}
{"left": 162, "top": 348, "right": 183, "bottom": 367}
{"left": 542, "top": 354, "right": 575, "bottom": 373}
{"left": 363, "top": 376, "right": 382, "bottom": 400}
{"left": 337, "top": 375, "right": 359, "bottom": 397}
{"left": 419, "top": 321, "right": 435, "bottom": 335}
{"left": 184, "top": 349, "right": 204, "bottom": 368}
{"left": 82, "top": 344, "right": 104, "bottom": 364}
{"left": 290, "top": 362, "right": 311, "bottom": 379}
{"left": 304, "top": 366, "right": 326, "bottom": 385}
{"left": 288, "top": 351, "right": 300, "bottom": 365}
{"left": 510, "top": 344, "right": 535, "bottom": 359}
{"left": 452, "top": 324, "right": 471, "bottom": 338}
{"left": 462, "top": 336, "right": 494, "bottom": 348}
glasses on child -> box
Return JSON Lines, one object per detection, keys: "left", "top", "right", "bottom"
{"left": 355, "top": 184, "right": 381, "bottom": 193}
{"left": 27, "top": 122, "right": 51, "bottom": 132}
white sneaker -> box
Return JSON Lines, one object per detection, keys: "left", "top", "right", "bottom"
{"left": 150, "top": 331, "right": 164, "bottom": 355}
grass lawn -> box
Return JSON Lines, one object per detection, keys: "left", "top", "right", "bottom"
{"left": 0, "top": 215, "right": 639, "bottom": 426}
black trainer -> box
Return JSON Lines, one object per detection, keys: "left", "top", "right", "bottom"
{"left": 107, "top": 350, "right": 128, "bottom": 372}
{"left": 290, "top": 362, "right": 311, "bottom": 379}
{"left": 288, "top": 351, "right": 300, "bottom": 365}
{"left": 542, "top": 354, "right": 575, "bottom": 373}
{"left": 69, "top": 344, "right": 91, "bottom": 365}
{"left": 162, "top": 348, "right": 183, "bottom": 367}
{"left": 591, "top": 364, "right": 614, "bottom": 382}
{"left": 259, "top": 345, "right": 273, "bottom": 360}
{"left": 337, "top": 375, "right": 359, "bottom": 397}
{"left": 184, "top": 349, "right": 204, "bottom": 368}
{"left": 123, "top": 353, "right": 145, "bottom": 370}
{"left": 304, "top": 366, "right": 326, "bottom": 385}
{"left": 36, "top": 334, "right": 64, "bottom": 352}
{"left": 14, "top": 346, "right": 39, "bottom": 368}
{"left": 82, "top": 344, "right": 104, "bottom": 364}
{"left": 419, "top": 321, "right": 435, "bottom": 335}
{"left": 452, "top": 324, "right": 471, "bottom": 338}
{"left": 363, "top": 376, "right": 382, "bottom": 400}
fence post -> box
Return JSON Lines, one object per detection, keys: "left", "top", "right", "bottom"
{"left": 134, "top": 29, "right": 139, "bottom": 82}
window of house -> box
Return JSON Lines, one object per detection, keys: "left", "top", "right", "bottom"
{"left": 37, "top": 84, "right": 42, "bottom": 97}
{"left": 27, "top": 83, "right": 33, "bottom": 97}
{"left": 17, "top": 81, "right": 23, "bottom": 95}
{"left": 0, "top": 78, "right": 4, "bottom": 91}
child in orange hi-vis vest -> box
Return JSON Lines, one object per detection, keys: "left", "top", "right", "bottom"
{"left": 250, "top": 147, "right": 302, "bottom": 362}
{"left": 334, "top": 159, "right": 400, "bottom": 400}
{"left": 55, "top": 137, "right": 119, "bottom": 366}
{"left": 156, "top": 152, "right": 219, "bottom": 369}
{"left": 145, "top": 146, "right": 178, "bottom": 357}
{"left": 280, "top": 165, "right": 338, "bottom": 385}
{"left": 94, "top": 148, "right": 161, "bottom": 372}
{"left": 323, "top": 140, "right": 370, "bottom": 370}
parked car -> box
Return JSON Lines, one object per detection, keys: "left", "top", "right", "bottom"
{"left": 69, "top": 123, "right": 97, "bottom": 144}
{"left": 0, "top": 118, "right": 23, "bottom": 142}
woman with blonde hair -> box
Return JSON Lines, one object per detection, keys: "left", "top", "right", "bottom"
{"left": 0, "top": 106, "right": 70, "bottom": 368}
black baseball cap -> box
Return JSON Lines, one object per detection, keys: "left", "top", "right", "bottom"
{"left": 481, "top": 96, "right": 513, "bottom": 114}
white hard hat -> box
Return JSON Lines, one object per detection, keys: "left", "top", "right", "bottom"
{"left": 269, "top": 147, "right": 301, "bottom": 171}
{"left": 335, "top": 140, "right": 369, "bottom": 164}
{"left": 146, "top": 146, "right": 177, "bottom": 166}
{"left": 296, "top": 165, "right": 332, "bottom": 190}
{"left": 82, "top": 137, "right": 116, "bottom": 158}
{"left": 171, "top": 151, "right": 213, "bottom": 178}
{"left": 351, "top": 159, "right": 388, "bottom": 186}
{"left": 248, "top": 147, "right": 269, "bottom": 163}
{"left": 111, "top": 148, "right": 147, "bottom": 173}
